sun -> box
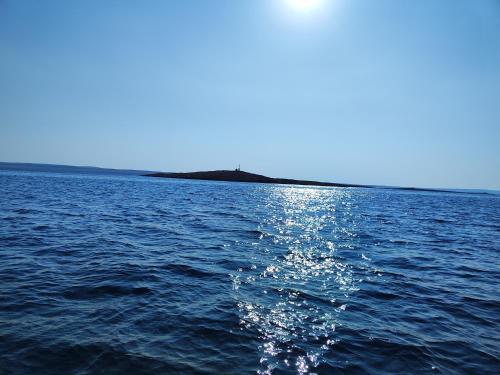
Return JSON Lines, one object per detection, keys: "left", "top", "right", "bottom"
{"left": 284, "top": 0, "right": 324, "bottom": 13}
{"left": 275, "top": 0, "right": 338, "bottom": 27}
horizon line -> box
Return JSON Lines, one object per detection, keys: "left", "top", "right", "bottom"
{"left": 1, "top": 160, "right": 499, "bottom": 194}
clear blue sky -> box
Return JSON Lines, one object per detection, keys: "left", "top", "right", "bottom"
{"left": 1, "top": 0, "right": 499, "bottom": 189}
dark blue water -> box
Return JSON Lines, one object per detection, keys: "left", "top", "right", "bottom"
{"left": 1, "top": 171, "right": 499, "bottom": 374}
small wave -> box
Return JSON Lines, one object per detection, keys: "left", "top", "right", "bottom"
{"left": 356, "top": 289, "right": 400, "bottom": 301}
{"left": 33, "top": 225, "right": 50, "bottom": 231}
{"left": 432, "top": 218, "right": 454, "bottom": 224}
{"left": 13, "top": 208, "right": 39, "bottom": 215}
{"left": 62, "top": 285, "right": 151, "bottom": 300}
{"left": 159, "top": 263, "right": 218, "bottom": 279}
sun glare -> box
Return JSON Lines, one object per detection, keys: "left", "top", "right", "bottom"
{"left": 284, "top": 0, "right": 324, "bottom": 13}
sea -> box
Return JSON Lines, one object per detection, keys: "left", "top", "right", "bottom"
{"left": 0, "top": 170, "right": 499, "bottom": 374}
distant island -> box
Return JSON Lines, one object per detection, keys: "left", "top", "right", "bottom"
{"left": 145, "top": 169, "right": 372, "bottom": 188}
{"left": 145, "top": 169, "right": 488, "bottom": 194}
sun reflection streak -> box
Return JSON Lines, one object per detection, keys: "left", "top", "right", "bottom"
{"left": 231, "top": 186, "right": 370, "bottom": 374}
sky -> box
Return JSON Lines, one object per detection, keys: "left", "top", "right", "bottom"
{"left": 1, "top": 0, "right": 499, "bottom": 189}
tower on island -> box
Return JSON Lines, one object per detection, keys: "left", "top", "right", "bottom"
{"left": 235, "top": 164, "right": 241, "bottom": 172}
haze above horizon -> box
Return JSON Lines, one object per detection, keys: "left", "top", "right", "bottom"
{"left": 1, "top": 0, "right": 499, "bottom": 190}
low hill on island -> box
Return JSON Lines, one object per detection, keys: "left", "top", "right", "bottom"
{"left": 145, "top": 170, "right": 370, "bottom": 188}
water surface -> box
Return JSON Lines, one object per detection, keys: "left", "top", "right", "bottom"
{"left": 0, "top": 172, "right": 499, "bottom": 374}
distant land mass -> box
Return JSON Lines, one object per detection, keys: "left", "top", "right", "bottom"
{"left": 0, "top": 162, "right": 156, "bottom": 176}
{"left": 146, "top": 169, "right": 369, "bottom": 188}
{"left": 145, "top": 169, "right": 490, "bottom": 194}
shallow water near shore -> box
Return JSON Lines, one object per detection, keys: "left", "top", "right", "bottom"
{"left": 0, "top": 171, "right": 499, "bottom": 374}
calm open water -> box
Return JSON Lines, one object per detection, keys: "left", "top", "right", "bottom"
{"left": 0, "top": 171, "right": 499, "bottom": 374}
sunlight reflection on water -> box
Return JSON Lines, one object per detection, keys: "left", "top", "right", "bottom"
{"left": 231, "top": 186, "right": 365, "bottom": 374}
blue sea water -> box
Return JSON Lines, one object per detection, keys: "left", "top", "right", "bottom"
{"left": 0, "top": 171, "right": 499, "bottom": 374}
